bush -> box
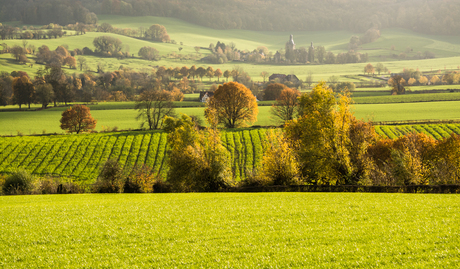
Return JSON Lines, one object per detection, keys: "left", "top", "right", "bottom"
{"left": 260, "top": 132, "right": 301, "bottom": 186}
{"left": 124, "top": 165, "right": 156, "bottom": 193}
{"left": 152, "top": 178, "right": 172, "bottom": 193}
{"left": 32, "top": 177, "right": 60, "bottom": 194}
{"left": 2, "top": 169, "right": 34, "bottom": 195}
{"left": 93, "top": 159, "right": 124, "bottom": 193}
{"left": 237, "top": 169, "right": 271, "bottom": 187}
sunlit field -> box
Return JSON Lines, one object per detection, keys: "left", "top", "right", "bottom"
{"left": 0, "top": 193, "right": 458, "bottom": 268}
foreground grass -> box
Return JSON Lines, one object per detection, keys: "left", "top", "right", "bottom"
{"left": 0, "top": 193, "right": 458, "bottom": 268}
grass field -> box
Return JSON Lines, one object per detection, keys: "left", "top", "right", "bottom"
{"left": 0, "top": 193, "right": 459, "bottom": 267}
{"left": 2, "top": 99, "right": 460, "bottom": 135}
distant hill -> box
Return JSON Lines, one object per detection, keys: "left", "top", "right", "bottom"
{"left": 1, "top": 0, "right": 460, "bottom": 35}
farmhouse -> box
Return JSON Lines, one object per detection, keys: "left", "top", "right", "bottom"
{"left": 199, "top": 91, "right": 214, "bottom": 102}
{"left": 269, "top": 74, "right": 299, "bottom": 83}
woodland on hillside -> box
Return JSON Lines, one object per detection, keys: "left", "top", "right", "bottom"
{"left": 0, "top": 0, "right": 459, "bottom": 35}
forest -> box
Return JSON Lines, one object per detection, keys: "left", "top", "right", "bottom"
{"left": 0, "top": 0, "right": 459, "bottom": 35}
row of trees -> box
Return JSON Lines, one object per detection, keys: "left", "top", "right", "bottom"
{"left": 128, "top": 81, "right": 460, "bottom": 192}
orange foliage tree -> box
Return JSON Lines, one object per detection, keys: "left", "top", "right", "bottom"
{"left": 60, "top": 104, "right": 97, "bottom": 134}
{"left": 205, "top": 82, "right": 258, "bottom": 128}
{"left": 270, "top": 87, "right": 300, "bottom": 122}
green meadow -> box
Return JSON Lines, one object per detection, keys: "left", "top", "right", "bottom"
{"left": 2, "top": 99, "right": 460, "bottom": 135}
{"left": 0, "top": 193, "right": 459, "bottom": 268}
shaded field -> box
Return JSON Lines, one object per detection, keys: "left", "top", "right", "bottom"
{"left": 1, "top": 125, "right": 460, "bottom": 181}
{"left": 0, "top": 193, "right": 459, "bottom": 267}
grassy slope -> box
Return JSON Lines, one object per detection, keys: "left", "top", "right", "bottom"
{"left": 0, "top": 193, "right": 459, "bottom": 268}
{"left": 2, "top": 15, "right": 460, "bottom": 81}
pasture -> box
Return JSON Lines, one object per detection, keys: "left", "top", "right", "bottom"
{"left": 2, "top": 98, "right": 460, "bottom": 135}
{"left": 2, "top": 15, "right": 460, "bottom": 81}
{"left": 0, "top": 193, "right": 459, "bottom": 267}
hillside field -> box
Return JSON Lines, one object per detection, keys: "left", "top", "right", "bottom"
{"left": 0, "top": 193, "right": 459, "bottom": 267}
{"left": 2, "top": 15, "right": 460, "bottom": 81}
{"left": 1, "top": 124, "right": 460, "bottom": 182}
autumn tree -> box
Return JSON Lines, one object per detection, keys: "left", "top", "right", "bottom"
{"left": 263, "top": 83, "right": 286, "bottom": 100}
{"left": 418, "top": 76, "right": 428, "bottom": 85}
{"left": 430, "top": 75, "right": 440, "bottom": 85}
{"left": 138, "top": 46, "right": 159, "bottom": 60}
{"left": 60, "top": 104, "right": 97, "bottom": 134}
{"left": 223, "top": 70, "right": 231, "bottom": 82}
{"left": 196, "top": 67, "right": 206, "bottom": 81}
{"left": 285, "top": 82, "right": 377, "bottom": 185}
{"left": 270, "top": 87, "right": 300, "bottom": 123}
{"left": 205, "top": 82, "right": 258, "bottom": 128}
{"left": 144, "top": 24, "right": 170, "bottom": 42}
{"left": 64, "top": 56, "right": 76, "bottom": 69}
{"left": 164, "top": 114, "right": 233, "bottom": 192}
{"left": 260, "top": 71, "right": 269, "bottom": 82}
{"left": 214, "top": 68, "right": 223, "bottom": 82}
{"left": 389, "top": 75, "right": 406, "bottom": 95}
{"left": 364, "top": 63, "right": 374, "bottom": 76}
{"left": 135, "top": 90, "right": 175, "bottom": 130}
{"left": 12, "top": 75, "right": 35, "bottom": 109}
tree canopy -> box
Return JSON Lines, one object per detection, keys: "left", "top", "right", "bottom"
{"left": 60, "top": 104, "right": 97, "bottom": 134}
{"left": 205, "top": 82, "right": 258, "bottom": 128}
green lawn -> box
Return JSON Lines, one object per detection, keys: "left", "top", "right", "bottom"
{"left": 0, "top": 193, "right": 458, "bottom": 268}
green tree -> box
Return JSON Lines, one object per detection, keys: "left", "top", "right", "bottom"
{"left": 205, "top": 82, "right": 258, "bottom": 128}
{"left": 35, "top": 83, "right": 54, "bottom": 108}
{"left": 375, "top": 63, "right": 387, "bottom": 75}
{"left": 135, "top": 90, "right": 175, "bottom": 130}
{"left": 316, "top": 46, "right": 326, "bottom": 64}
{"left": 138, "top": 46, "right": 159, "bottom": 60}
{"left": 12, "top": 75, "right": 35, "bottom": 109}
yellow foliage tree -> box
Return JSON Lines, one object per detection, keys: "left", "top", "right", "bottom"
{"left": 285, "top": 82, "right": 376, "bottom": 185}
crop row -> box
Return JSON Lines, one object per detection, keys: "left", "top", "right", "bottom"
{"left": 1, "top": 125, "right": 459, "bottom": 181}
{"left": 375, "top": 123, "right": 460, "bottom": 139}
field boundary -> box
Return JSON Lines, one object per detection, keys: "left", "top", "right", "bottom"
{"left": 229, "top": 184, "right": 460, "bottom": 194}
{"left": 374, "top": 119, "right": 460, "bottom": 126}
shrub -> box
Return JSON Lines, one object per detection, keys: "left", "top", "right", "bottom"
{"left": 2, "top": 169, "right": 34, "bottom": 195}
{"left": 32, "top": 177, "right": 60, "bottom": 194}
{"left": 152, "top": 178, "right": 172, "bottom": 193}
{"left": 260, "top": 133, "right": 301, "bottom": 186}
{"left": 124, "top": 165, "right": 156, "bottom": 193}
{"left": 93, "top": 159, "right": 124, "bottom": 193}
